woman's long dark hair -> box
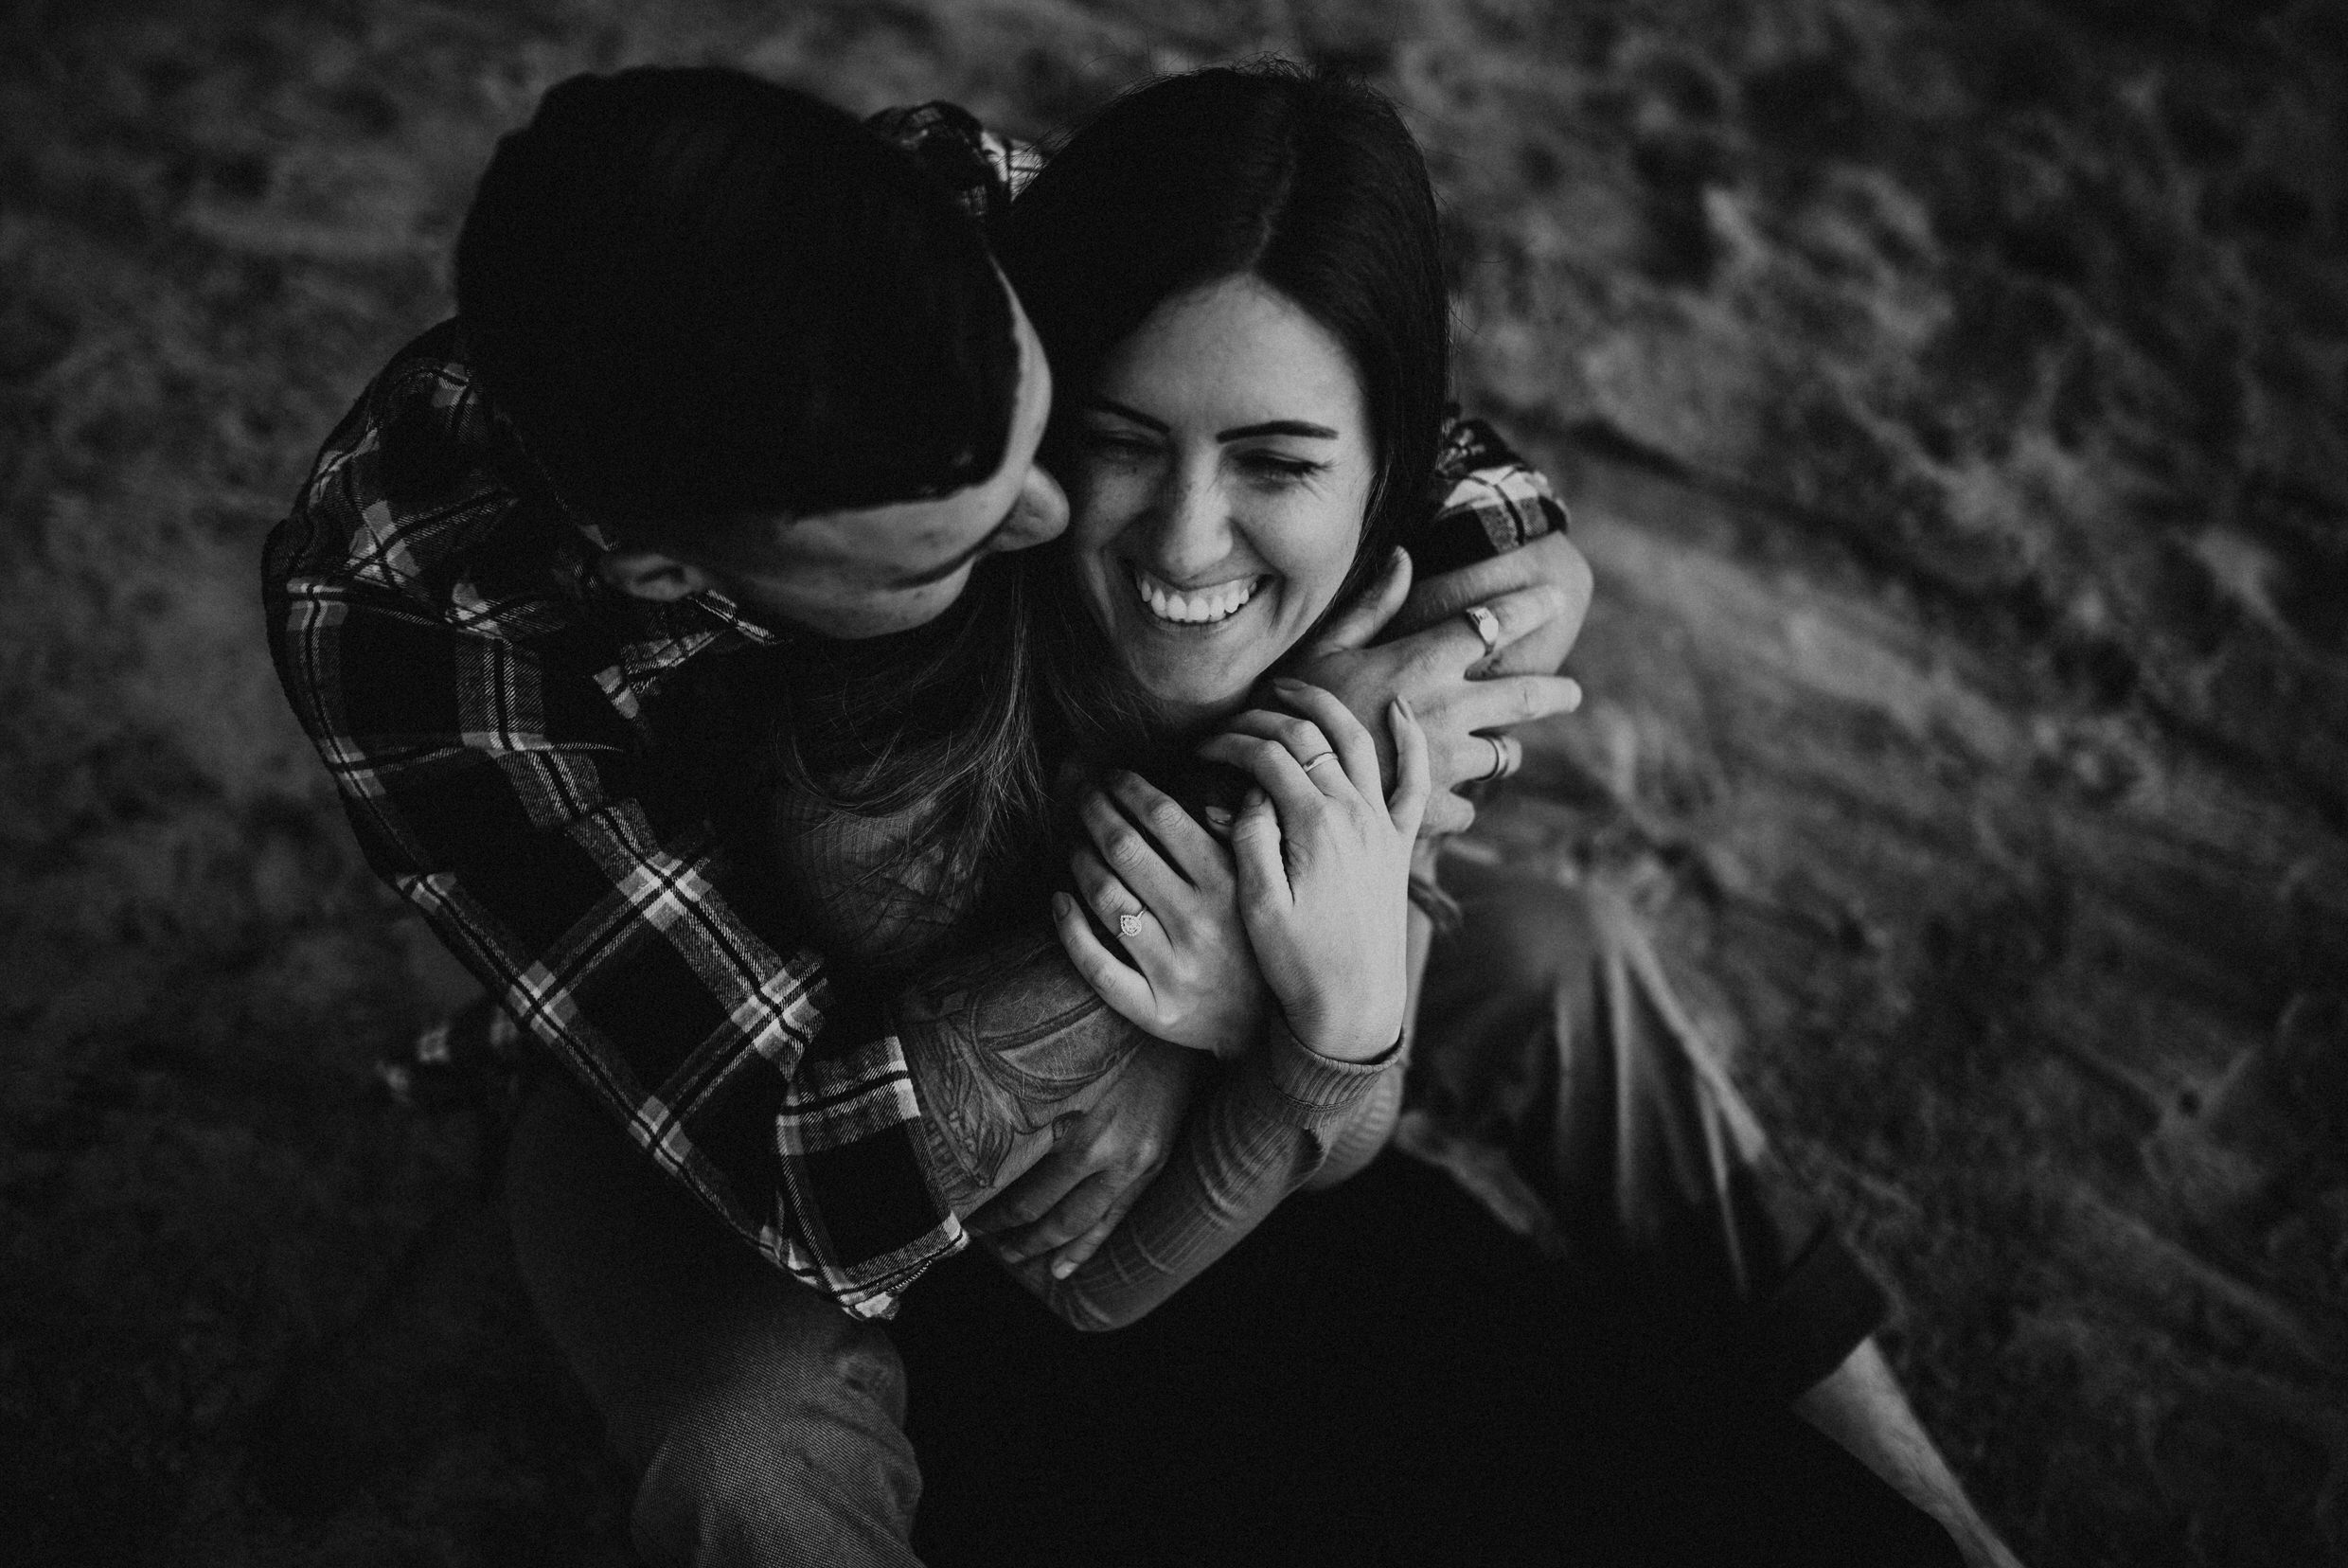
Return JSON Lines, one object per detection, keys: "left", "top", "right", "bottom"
{"left": 1003, "top": 59, "right": 1454, "bottom": 771}
{"left": 772, "top": 61, "right": 1451, "bottom": 939}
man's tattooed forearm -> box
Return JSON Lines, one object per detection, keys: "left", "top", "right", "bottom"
{"left": 892, "top": 931, "right": 1148, "bottom": 1206}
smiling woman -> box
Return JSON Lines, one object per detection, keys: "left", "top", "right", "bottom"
{"left": 1068, "top": 275, "right": 1376, "bottom": 727}
{"left": 1000, "top": 62, "right": 1454, "bottom": 780}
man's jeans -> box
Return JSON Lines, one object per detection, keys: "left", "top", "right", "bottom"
{"left": 504, "top": 1076, "right": 921, "bottom": 1568}
{"left": 505, "top": 864, "right": 1922, "bottom": 1566}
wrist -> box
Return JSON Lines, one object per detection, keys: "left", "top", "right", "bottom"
{"left": 1284, "top": 1002, "right": 1402, "bottom": 1063}
{"left": 1269, "top": 1009, "right": 1402, "bottom": 1073}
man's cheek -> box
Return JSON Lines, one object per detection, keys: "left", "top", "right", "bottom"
{"left": 827, "top": 581, "right": 960, "bottom": 640}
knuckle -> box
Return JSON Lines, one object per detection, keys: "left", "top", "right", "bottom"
{"left": 1145, "top": 797, "right": 1189, "bottom": 839}
{"left": 1103, "top": 827, "right": 1147, "bottom": 871}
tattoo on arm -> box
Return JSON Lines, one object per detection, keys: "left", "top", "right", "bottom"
{"left": 891, "top": 928, "right": 1148, "bottom": 1210}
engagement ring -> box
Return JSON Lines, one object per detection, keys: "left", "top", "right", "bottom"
{"left": 1119, "top": 912, "right": 1144, "bottom": 938}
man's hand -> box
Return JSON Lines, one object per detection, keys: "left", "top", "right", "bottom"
{"left": 964, "top": 1042, "right": 1201, "bottom": 1278}
{"left": 1389, "top": 530, "right": 1593, "bottom": 681}
{"left": 1282, "top": 537, "right": 1592, "bottom": 833}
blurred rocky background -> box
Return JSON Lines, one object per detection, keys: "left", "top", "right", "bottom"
{"left": 2, "top": 1, "right": 2342, "bottom": 1563}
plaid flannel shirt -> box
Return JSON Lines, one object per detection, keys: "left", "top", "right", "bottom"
{"left": 262, "top": 102, "right": 1565, "bottom": 1319}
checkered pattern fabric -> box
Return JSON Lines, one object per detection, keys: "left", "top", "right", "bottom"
{"left": 263, "top": 103, "right": 1564, "bottom": 1318}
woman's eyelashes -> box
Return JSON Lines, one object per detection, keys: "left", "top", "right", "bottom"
{"left": 1077, "top": 426, "right": 1156, "bottom": 462}
{"left": 1235, "top": 450, "right": 1328, "bottom": 486}
{"left": 1075, "top": 426, "right": 1328, "bottom": 489}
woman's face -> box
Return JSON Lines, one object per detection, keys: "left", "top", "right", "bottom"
{"left": 1065, "top": 275, "right": 1376, "bottom": 729}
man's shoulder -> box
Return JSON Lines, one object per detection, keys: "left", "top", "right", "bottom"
{"left": 863, "top": 100, "right": 1041, "bottom": 218}
{"left": 268, "top": 320, "right": 569, "bottom": 617}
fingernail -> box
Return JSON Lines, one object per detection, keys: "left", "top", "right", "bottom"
{"left": 1563, "top": 680, "right": 1584, "bottom": 712}
{"left": 1052, "top": 891, "right": 1073, "bottom": 918}
{"left": 1052, "top": 1258, "right": 1076, "bottom": 1279}
{"left": 1388, "top": 545, "right": 1408, "bottom": 571}
{"left": 1393, "top": 696, "right": 1414, "bottom": 722}
{"left": 1269, "top": 675, "right": 1306, "bottom": 691}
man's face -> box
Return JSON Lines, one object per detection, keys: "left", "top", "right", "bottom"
{"left": 679, "top": 281, "right": 1067, "bottom": 639}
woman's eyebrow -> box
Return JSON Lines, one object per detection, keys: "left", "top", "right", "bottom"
{"left": 1084, "top": 399, "right": 1338, "bottom": 443}
{"left": 1084, "top": 397, "right": 1166, "bottom": 431}
{"left": 1217, "top": 419, "right": 1338, "bottom": 442}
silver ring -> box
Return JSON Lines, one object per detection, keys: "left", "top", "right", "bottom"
{"left": 1480, "top": 734, "right": 1512, "bottom": 783}
{"left": 1301, "top": 751, "right": 1339, "bottom": 774}
{"left": 1119, "top": 912, "right": 1145, "bottom": 938}
{"left": 1463, "top": 604, "right": 1502, "bottom": 658}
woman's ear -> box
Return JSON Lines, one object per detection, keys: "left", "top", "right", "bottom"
{"left": 597, "top": 546, "right": 721, "bottom": 604}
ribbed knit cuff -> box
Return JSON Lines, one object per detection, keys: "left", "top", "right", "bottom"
{"left": 1259, "top": 1012, "right": 1403, "bottom": 1115}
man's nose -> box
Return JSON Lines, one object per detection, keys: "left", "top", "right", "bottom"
{"left": 994, "top": 464, "right": 1069, "bottom": 552}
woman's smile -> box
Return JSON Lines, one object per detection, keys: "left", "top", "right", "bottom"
{"left": 1129, "top": 565, "right": 1267, "bottom": 627}
{"left": 1065, "top": 274, "right": 1377, "bottom": 728}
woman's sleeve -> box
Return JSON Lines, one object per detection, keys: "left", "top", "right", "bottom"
{"left": 1028, "top": 1017, "right": 1400, "bottom": 1331}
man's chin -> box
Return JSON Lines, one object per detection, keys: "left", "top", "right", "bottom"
{"left": 749, "top": 587, "right": 962, "bottom": 642}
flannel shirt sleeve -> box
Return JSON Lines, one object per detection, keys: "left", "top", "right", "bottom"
{"left": 263, "top": 445, "right": 960, "bottom": 1320}
{"left": 863, "top": 100, "right": 1044, "bottom": 217}
{"left": 1408, "top": 408, "right": 1571, "bottom": 576}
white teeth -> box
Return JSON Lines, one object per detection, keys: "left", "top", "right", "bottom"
{"left": 1133, "top": 566, "right": 1258, "bottom": 625}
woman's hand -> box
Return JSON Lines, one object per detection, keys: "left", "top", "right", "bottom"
{"left": 1196, "top": 680, "right": 1431, "bottom": 1061}
{"left": 1052, "top": 771, "right": 1270, "bottom": 1059}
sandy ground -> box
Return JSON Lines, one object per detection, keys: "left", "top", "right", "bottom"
{"left": 3, "top": 1, "right": 2344, "bottom": 1563}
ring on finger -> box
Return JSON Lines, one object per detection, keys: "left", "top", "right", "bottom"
{"left": 1301, "top": 750, "right": 1340, "bottom": 775}
{"left": 1117, "top": 909, "right": 1147, "bottom": 939}
{"left": 1463, "top": 604, "right": 1502, "bottom": 658}
{"left": 1479, "top": 733, "right": 1513, "bottom": 783}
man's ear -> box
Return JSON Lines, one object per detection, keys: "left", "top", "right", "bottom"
{"left": 597, "top": 546, "right": 722, "bottom": 604}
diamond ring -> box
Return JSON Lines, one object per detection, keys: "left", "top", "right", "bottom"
{"left": 1119, "top": 912, "right": 1144, "bottom": 938}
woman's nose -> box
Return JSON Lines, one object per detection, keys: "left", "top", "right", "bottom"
{"left": 1145, "top": 467, "right": 1232, "bottom": 581}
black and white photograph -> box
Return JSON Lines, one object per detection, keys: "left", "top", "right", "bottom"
{"left": 3, "top": 1, "right": 2342, "bottom": 1563}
